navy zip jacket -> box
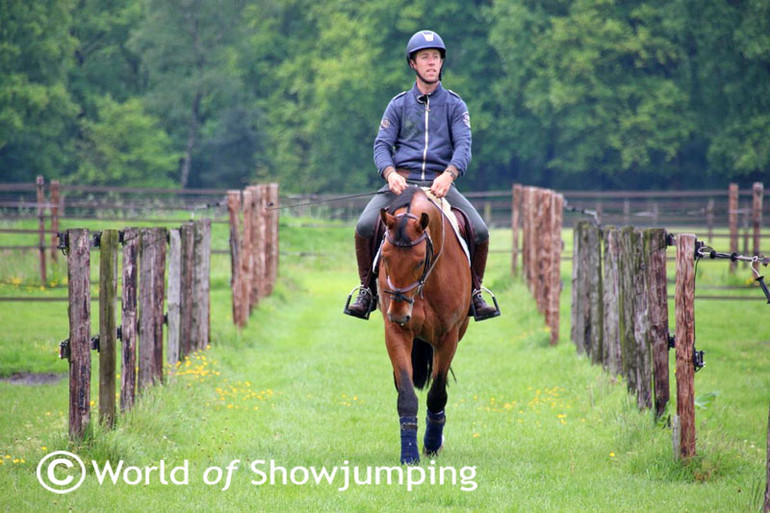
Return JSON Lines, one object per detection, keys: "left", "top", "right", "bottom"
{"left": 373, "top": 82, "right": 472, "bottom": 181}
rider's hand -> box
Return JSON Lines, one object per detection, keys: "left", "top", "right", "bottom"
{"left": 430, "top": 170, "right": 455, "bottom": 198}
{"left": 386, "top": 169, "right": 407, "bottom": 195}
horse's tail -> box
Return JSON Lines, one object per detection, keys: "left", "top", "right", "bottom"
{"left": 411, "top": 339, "right": 433, "bottom": 390}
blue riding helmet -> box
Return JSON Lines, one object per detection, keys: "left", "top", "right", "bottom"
{"left": 405, "top": 30, "right": 446, "bottom": 63}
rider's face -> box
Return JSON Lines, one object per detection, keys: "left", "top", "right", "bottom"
{"left": 410, "top": 49, "right": 443, "bottom": 84}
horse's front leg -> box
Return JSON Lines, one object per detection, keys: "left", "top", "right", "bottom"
{"left": 424, "top": 332, "right": 458, "bottom": 456}
{"left": 387, "top": 333, "right": 420, "bottom": 465}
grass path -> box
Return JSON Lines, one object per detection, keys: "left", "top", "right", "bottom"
{"left": 1, "top": 224, "right": 768, "bottom": 511}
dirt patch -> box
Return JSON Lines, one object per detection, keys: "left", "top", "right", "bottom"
{"left": 0, "top": 372, "right": 66, "bottom": 385}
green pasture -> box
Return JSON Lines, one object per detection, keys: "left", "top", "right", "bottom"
{"left": 0, "top": 217, "right": 768, "bottom": 511}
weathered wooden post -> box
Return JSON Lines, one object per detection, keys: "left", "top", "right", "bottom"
{"left": 138, "top": 227, "right": 166, "bottom": 391}
{"left": 729, "top": 183, "right": 739, "bottom": 273}
{"left": 227, "top": 191, "right": 246, "bottom": 327}
{"left": 539, "top": 189, "right": 552, "bottom": 316}
{"left": 167, "top": 228, "right": 181, "bottom": 364}
{"left": 50, "top": 180, "right": 60, "bottom": 263}
{"left": 98, "top": 230, "right": 119, "bottom": 428}
{"left": 602, "top": 227, "right": 621, "bottom": 375}
{"left": 753, "top": 182, "right": 764, "bottom": 258}
{"left": 571, "top": 222, "right": 587, "bottom": 355}
{"left": 618, "top": 227, "right": 642, "bottom": 403}
{"left": 675, "top": 233, "right": 697, "bottom": 459}
{"left": 521, "top": 187, "right": 530, "bottom": 283}
{"left": 120, "top": 228, "right": 139, "bottom": 412}
{"left": 266, "top": 183, "right": 280, "bottom": 295}
{"left": 251, "top": 185, "right": 266, "bottom": 304}
{"left": 571, "top": 221, "right": 602, "bottom": 358}
{"left": 547, "top": 193, "right": 563, "bottom": 346}
{"left": 192, "top": 219, "right": 211, "bottom": 351}
{"left": 179, "top": 222, "right": 195, "bottom": 359}
{"left": 512, "top": 184, "right": 522, "bottom": 276}
{"left": 36, "top": 175, "right": 47, "bottom": 284}
{"left": 241, "top": 188, "right": 256, "bottom": 312}
{"left": 67, "top": 229, "right": 90, "bottom": 440}
{"left": 644, "top": 228, "right": 670, "bottom": 420}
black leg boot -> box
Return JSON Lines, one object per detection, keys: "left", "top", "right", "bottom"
{"left": 344, "top": 233, "right": 377, "bottom": 319}
{"left": 470, "top": 239, "right": 500, "bottom": 321}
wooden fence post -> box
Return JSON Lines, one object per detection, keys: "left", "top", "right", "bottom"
{"left": 192, "top": 219, "right": 211, "bottom": 350}
{"left": 753, "top": 182, "right": 764, "bottom": 257}
{"left": 167, "top": 229, "right": 181, "bottom": 364}
{"left": 179, "top": 222, "right": 195, "bottom": 360}
{"left": 602, "top": 227, "right": 622, "bottom": 375}
{"left": 251, "top": 185, "right": 266, "bottom": 304}
{"left": 50, "top": 180, "right": 60, "bottom": 263}
{"left": 512, "top": 184, "right": 522, "bottom": 276}
{"left": 618, "top": 227, "right": 641, "bottom": 403}
{"left": 644, "top": 229, "right": 670, "bottom": 420}
{"left": 571, "top": 221, "right": 588, "bottom": 355}
{"left": 265, "top": 183, "right": 280, "bottom": 295}
{"left": 675, "top": 233, "right": 697, "bottom": 459}
{"left": 67, "top": 229, "right": 90, "bottom": 440}
{"left": 120, "top": 228, "right": 139, "bottom": 412}
{"left": 98, "top": 230, "right": 119, "bottom": 428}
{"left": 571, "top": 221, "right": 602, "bottom": 358}
{"left": 547, "top": 193, "right": 563, "bottom": 346}
{"left": 729, "top": 184, "right": 739, "bottom": 273}
{"left": 242, "top": 188, "right": 256, "bottom": 312}
{"left": 138, "top": 228, "right": 166, "bottom": 391}
{"left": 36, "top": 175, "right": 47, "bottom": 284}
{"left": 539, "top": 190, "right": 552, "bottom": 316}
{"left": 521, "top": 187, "right": 531, "bottom": 283}
{"left": 227, "top": 191, "right": 246, "bottom": 327}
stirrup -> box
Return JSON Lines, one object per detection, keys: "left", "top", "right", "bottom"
{"left": 343, "top": 285, "right": 376, "bottom": 320}
{"left": 470, "top": 286, "right": 501, "bottom": 321}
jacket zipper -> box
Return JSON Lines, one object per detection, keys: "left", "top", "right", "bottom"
{"left": 421, "top": 96, "right": 430, "bottom": 180}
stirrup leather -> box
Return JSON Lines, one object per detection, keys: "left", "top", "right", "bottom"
{"left": 343, "top": 285, "right": 377, "bottom": 319}
{"left": 470, "top": 286, "right": 501, "bottom": 321}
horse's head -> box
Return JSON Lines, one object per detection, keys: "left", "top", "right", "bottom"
{"left": 379, "top": 191, "right": 434, "bottom": 326}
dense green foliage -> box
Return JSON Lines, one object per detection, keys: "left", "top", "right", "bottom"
{"left": 1, "top": 0, "right": 768, "bottom": 191}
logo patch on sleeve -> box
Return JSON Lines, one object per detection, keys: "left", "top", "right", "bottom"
{"left": 462, "top": 112, "right": 471, "bottom": 128}
{"left": 379, "top": 118, "right": 391, "bottom": 130}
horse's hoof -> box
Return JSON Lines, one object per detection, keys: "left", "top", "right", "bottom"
{"left": 423, "top": 435, "right": 445, "bottom": 457}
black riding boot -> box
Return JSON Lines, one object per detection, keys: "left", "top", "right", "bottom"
{"left": 344, "top": 233, "right": 377, "bottom": 319}
{"left": 470, "top": 239, "right": 500, "bottom": 321}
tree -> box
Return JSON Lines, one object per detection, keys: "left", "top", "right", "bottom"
{"left": 71, "top": 95, "right": 179, "bottom": 187}
{"left": 129, "top": 0, "right": 251, "bottom": 187}
{"left": 0, "top": 0, "right": 79, "bottom": 180}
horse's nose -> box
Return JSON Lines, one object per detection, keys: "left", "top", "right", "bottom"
{"left": 388, "top": 313, "right": 411, "bottom": 326}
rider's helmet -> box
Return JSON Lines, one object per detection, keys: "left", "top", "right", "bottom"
{"left": 405, "top": 30, "right": 446, "bottom": 64}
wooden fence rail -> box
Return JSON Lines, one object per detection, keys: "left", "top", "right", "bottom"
{"left": 60, "top": 220, "right": 211, "bottom": 441}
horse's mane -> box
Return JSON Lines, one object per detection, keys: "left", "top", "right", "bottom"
{"left": 386, "top": 186, "right": 422, "bottom": 215}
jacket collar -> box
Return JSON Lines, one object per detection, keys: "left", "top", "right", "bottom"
{"left": 410, "top": 82, "right": 446, "bottom": 103}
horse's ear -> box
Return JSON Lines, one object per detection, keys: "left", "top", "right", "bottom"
{"left": 380, "top": 208, "right": 395, "bottom": 228}
{"left": 419, "top": 212, "right": 429, "bottom": 231}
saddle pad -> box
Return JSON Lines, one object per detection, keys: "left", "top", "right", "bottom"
{"left": 421, "top": 188, "right": 471, "bottom": 264}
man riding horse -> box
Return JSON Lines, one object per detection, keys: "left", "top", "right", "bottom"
{"left": 345, "top": 29, "right": 500, "bottom": 322}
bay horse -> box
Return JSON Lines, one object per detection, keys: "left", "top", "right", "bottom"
{"left": 377, "top": 186, "right": 471, "bottom": 464}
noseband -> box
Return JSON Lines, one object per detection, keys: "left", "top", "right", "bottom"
{"left": 383, "top": 210, "right": 443, "bottom": 304}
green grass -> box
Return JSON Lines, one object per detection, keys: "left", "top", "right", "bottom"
{"left": 0, "top": 218, "right": 768, "bottom": 511}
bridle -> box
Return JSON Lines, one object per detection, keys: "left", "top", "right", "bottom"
{"left": 382, "top": 204, "right": 445, "bottom": 305}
